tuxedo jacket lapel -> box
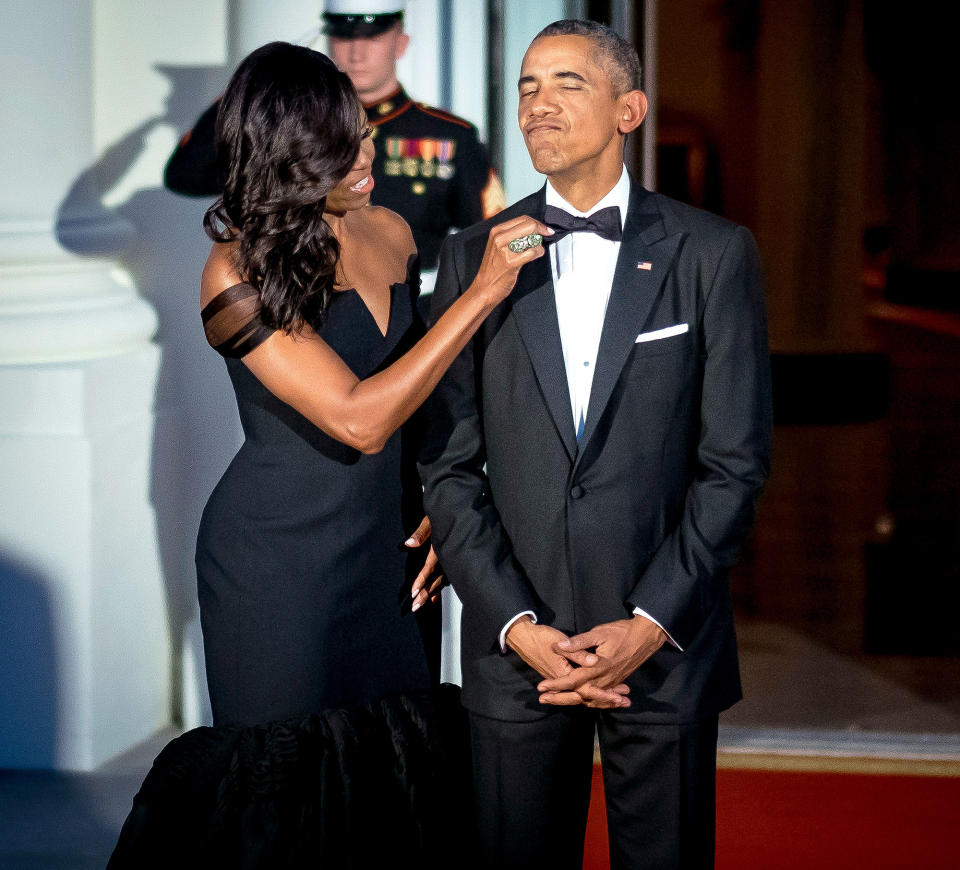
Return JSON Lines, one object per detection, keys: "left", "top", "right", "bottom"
{"left": 576, "top": 185, "right": 684, "bottom": 462}
{"left": 509, "top": 188, "right": 579, "bottom": 462}
{"left": 501, "top": 183, "right": 685, "bottom": 465}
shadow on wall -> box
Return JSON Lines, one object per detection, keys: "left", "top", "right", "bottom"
{"left": 0, "top": 552, "right": 58, "bottom": 767}
{"left": 53, "top": 65, "right": 236, "bottom": 725}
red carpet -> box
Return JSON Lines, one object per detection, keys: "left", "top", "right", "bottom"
{"left": 583, "top": 764, "right": 960, "bottom": 869}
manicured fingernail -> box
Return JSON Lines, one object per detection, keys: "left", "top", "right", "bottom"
{"left": 411, "top": 600, "right": 421, "bottom": 612}
{"left": 557, "top": 639, "right": 570, "bottom": 648}
{"left": 404, "top": 537, "right": 417, "bottom": 546}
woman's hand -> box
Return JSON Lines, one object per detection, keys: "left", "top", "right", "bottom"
{"left": 469, "top": 216, "right": 554, "bottom": 306}
{"left": 405, "top": 516, "right": 446, "bottom": 612}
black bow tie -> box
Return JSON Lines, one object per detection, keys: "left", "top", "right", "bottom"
{"left": 543, "top": 204, "right": 623, "bottom": 243}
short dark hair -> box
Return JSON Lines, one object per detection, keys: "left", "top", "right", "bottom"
{"left": 533, "top": 19, "right": 641, "bottom": 95}
{"left": 204, "top": 42, "right": 366, "bottom": 330}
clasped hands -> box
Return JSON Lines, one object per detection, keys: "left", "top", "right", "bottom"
{"left": 506, "top": 614, "right": 667, "bottom": 709}
{"left": 404, "top": 517, "right": 667, "bottom": 709}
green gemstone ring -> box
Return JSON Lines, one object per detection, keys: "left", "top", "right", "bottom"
{"left": 508, "top": 233, "right": 543, "bottom": 254}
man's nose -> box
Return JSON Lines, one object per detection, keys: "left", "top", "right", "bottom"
{"left": 529, "top": 97, "right": 558, "bottom": 117}
{"left": 348, "top": 40, "right": 367, "bottom": 63}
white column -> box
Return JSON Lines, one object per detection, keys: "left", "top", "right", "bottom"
{"left": 0, "top": 1, "right": 168, "bottom": 770}
{"left": 229, "top": 0, "right": 323, "bottom": 62}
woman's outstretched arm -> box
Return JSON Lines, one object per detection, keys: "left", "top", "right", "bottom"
{"left": 206, "top": 214, "right": 551, "bottom": 453}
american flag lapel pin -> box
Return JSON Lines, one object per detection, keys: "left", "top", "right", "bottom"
{"left": 637, "top": 261, "right": 653, "bottom": 270}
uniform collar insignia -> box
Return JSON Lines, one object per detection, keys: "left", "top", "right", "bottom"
{"left": 363, "top": 86, "right": 408, "bottom": 113}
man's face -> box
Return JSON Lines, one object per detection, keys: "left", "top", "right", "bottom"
{"left": 518, "top": 35, "right": 630, "bottom": 182}
{"left": 328, "top": 24, "right": 409, "bottom": 102}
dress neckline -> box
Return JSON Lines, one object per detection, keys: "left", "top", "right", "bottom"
{"left": 331, "top": 282, "right": 404, "bottom": 340}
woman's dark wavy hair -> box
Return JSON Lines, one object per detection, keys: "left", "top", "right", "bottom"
{"left": 204, "top": 42, "right": 366, "bottom": 330}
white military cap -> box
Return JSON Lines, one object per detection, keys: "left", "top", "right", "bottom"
{"left": 323, "top": 1, "right": 406, "bottom": 38}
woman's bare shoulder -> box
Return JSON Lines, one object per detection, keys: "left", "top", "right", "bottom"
{"left": 200, "top": 242, "right": 244, "bottom": 307}
{"left": 362, "top": 206, "right": 415, "bottom": 255}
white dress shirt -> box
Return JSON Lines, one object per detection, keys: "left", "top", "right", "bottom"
{"left": 549, "top": 168, "right": 629, "bottom": 436}
{"left": 500, "top": 167, "right": 680, "bottom": 652}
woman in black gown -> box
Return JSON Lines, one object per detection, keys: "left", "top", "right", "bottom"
{"left": 109, "top": 42, "right": 550, "bottom": 868}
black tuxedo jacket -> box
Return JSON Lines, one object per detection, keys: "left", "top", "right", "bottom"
{"left": 419, "top": 179, "right": 772, "bottom": 722}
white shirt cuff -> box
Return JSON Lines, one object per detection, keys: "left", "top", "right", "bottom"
{"left": 500, "top": 610, "right": 537, "bottom": 652}
{"left": 632, "top": 607, "right": 683, "bottom": 651}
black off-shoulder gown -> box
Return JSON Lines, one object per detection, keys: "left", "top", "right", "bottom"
{"left": 108, "top": 281, "right": 451, "bottom": 868}
{"left": 197, "top": 280, "right": 430, "bottom": 724}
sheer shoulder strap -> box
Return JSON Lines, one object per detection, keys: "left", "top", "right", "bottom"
{"left": 200, "top": 282, "right": 276, "bottom": 358}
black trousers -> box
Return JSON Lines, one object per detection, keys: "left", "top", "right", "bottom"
{"left": 468, "top": 708, "right": 718, "bottom": 870}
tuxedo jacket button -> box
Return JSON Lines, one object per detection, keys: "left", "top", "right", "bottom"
{"left": 570, "top": 485, "right": 585, "bottom": 499}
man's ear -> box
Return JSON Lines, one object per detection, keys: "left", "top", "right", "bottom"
{"left": 395, "top": 31, "right": 411, "bottom": 61}
{"left": 618, "top": 90, "right": 648, "bottom": 134}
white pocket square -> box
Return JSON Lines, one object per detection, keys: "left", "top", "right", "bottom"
{"left": 635, "top": 323, "right": 689, "bottom": 343}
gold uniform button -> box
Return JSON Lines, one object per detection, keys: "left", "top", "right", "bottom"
{"left": 412, "top": 182, "right": 426, "bottom": 195}
{"left": 377, "top": 101, "right": 394, "bottom": 115}
{"left": 369, "top": 126, "right": 379, "bottom": 139}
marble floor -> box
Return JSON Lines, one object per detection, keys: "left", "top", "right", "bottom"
{"left": 0, "top": 727, "right": 175, "bottom": 870}
{"left": 727, "top": 619, "right": 960, "bottom": 734}
{"left": 719, "top": 619, "right": 960, "bottom": 775}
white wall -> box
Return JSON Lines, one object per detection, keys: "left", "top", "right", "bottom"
{"left": 395, "top": 0, "right": 441, "bottom": 106}
{"left": 449, "top": 1, "right": 489, "bottom": 142}
{"left": 230, "top": 0, "right": 321, "bottom": 60}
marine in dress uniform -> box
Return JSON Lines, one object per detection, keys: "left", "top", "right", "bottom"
{"left": 163, "top": 0, "right": 504, "bottom": 273}
{"left": 362, "top": 85, "right": 504, "bottom": 271}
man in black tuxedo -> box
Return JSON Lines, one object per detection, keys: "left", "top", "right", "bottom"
{"left": 419, "top": 19, "right": 772, "bottom": 870}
